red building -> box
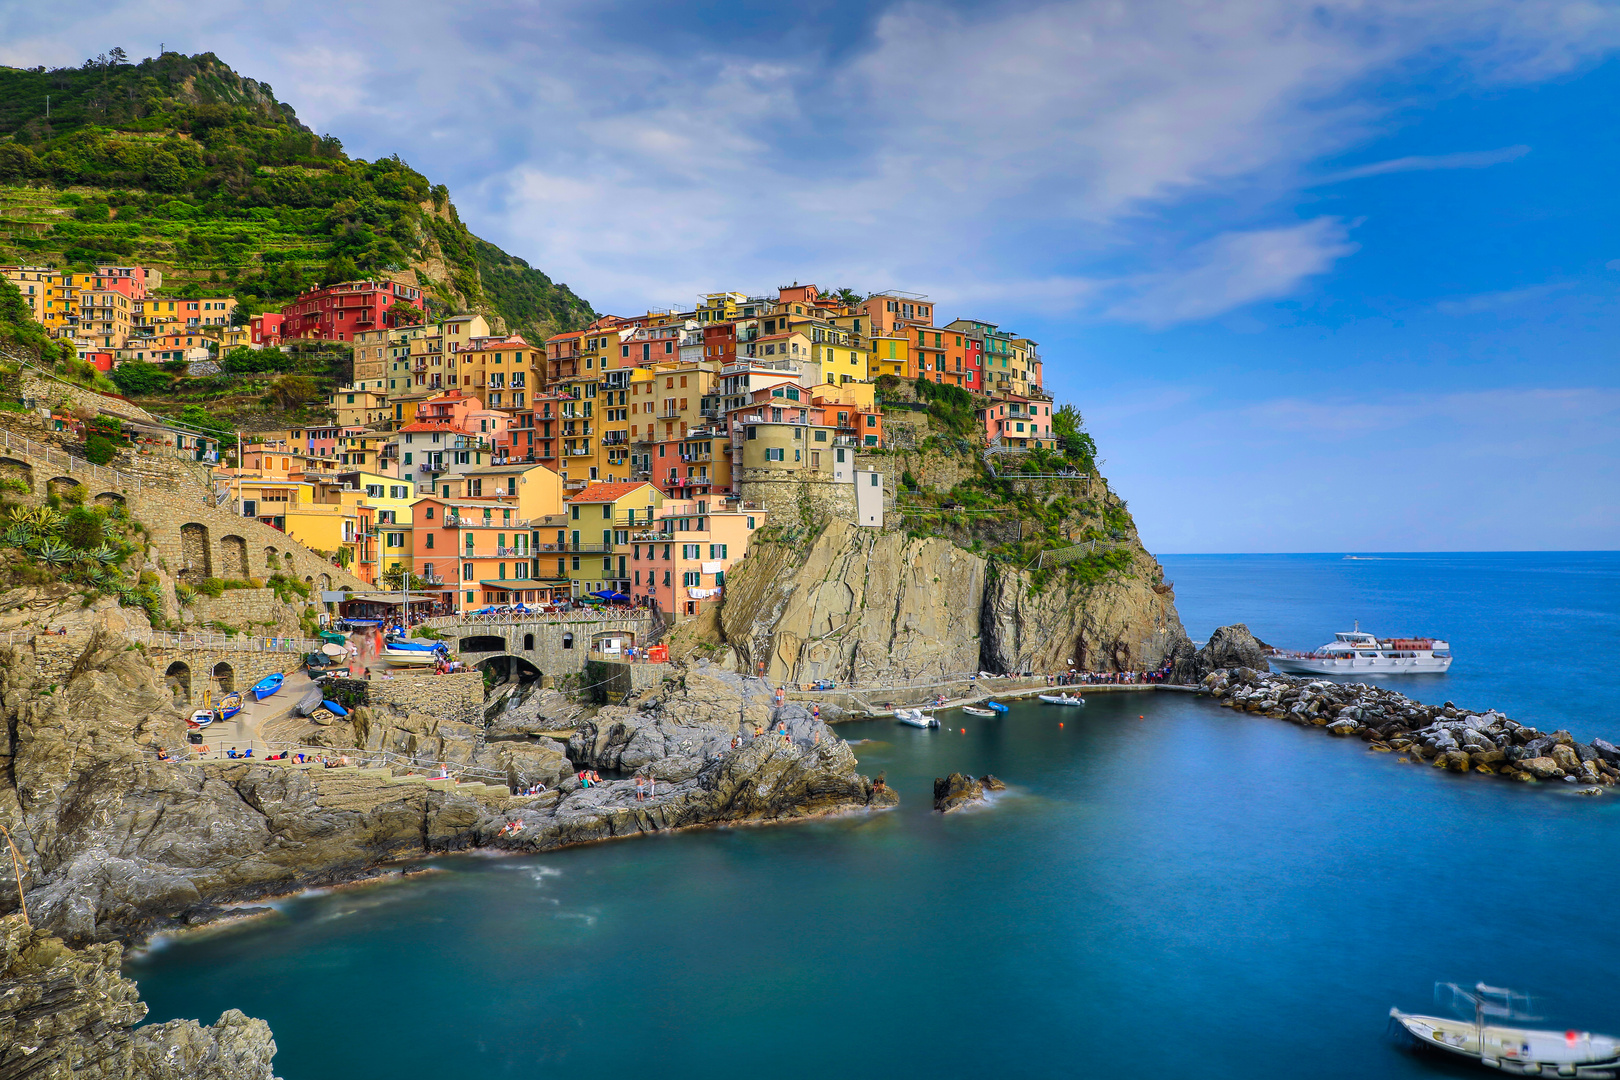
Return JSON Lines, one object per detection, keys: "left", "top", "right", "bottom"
{"left": 250, "top": 312, "right": 285, "bottom": 346}
{"left": 279, "top": 280, "right": 425, "bottom": 342}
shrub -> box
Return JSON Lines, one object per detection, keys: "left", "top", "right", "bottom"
{"left": 61, "top": 506, "right": 105, "bottom": 550}
{"left": 84, "top": 431, "right": 120, "bottom": 464}
{"left": 198, "top": 577, "right": 226, "bottom": 597}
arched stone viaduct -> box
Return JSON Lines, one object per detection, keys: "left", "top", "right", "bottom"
{"left": 430, "top": 615, "right": 654, "bottom": 679}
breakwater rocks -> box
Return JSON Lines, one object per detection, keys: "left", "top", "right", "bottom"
{"left": 1205, "top": 668, "right": 1620, "bottom": 788}
{"left": 0, "top": 914, "right": 278, "bottom": 1080}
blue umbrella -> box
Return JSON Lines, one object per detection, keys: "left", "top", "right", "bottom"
{"left": 589, "top": 590, "right": 617, "bottom": 600}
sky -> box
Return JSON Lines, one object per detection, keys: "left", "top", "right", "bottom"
{"left": 4, "top": 0, "right": 1619, "bottom": 553}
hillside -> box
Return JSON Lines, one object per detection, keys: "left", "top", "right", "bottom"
{"left": 0, "top": 50, "right": 595, "bottom": 341}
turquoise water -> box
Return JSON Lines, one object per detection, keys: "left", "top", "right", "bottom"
{"left": 126, "top": 552, "right": 1620, "bottom": 1078}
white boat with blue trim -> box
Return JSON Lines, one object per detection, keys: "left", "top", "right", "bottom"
{"left": 1392, "top": 983, "right": 1620, "bottom": 1077}
{"left": 1268, "top": 625, "right": 1451, "bottom": 676}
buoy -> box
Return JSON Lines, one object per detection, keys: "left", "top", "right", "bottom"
{"left": 1059, "top": 722, "right": 1063, "bottom": 728}
{"left": 960, "top": 728, "right": 965, "bottom": 734}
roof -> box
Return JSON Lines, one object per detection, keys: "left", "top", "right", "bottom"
{"left": 397, "top": 421, "right": 478, "bottom": 434}
{"left": 566, "top": 481, "right": 653, "bottom": 503}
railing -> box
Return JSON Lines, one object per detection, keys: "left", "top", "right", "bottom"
{"left": 133, "top": 628, "right": 321, "bottom": 653}
{"left": 445, "top": 514, "right": 531, "bottom": 529}
{"left": 0, "top": 428, "right": 146, "bottom": 492}
{"left": 423, "top": 610, "right": 653, "bottom": 628}
{"left": 536, "top": 541, "right": 612, "bottom": 553}
{"left": 494, "top": 546, "right": 528, "bottom": 557}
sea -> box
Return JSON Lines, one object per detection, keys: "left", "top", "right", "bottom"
{"left": 124, "top": 552, "right": 1620, "bottom": 1079}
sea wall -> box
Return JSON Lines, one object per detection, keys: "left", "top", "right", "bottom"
{"left": 1206, "top": 666, "right": 1620, "bottom": 788}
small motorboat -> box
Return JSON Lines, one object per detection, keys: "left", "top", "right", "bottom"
{"left": 293, "top": 686, "right": 325, "bottom": 717}
{"left": 1038, "top": 693, "right": 1085, "bottom": 706}
{"left": 984, "top": 700, "right": 1009, "bottom": 713}
{"left": 188, "top": 709, "right": 213, "bottom": 728}
{"left": 216, "top": 691, "right": 243, "bottom": 720}
{"left": 322, "top": 699, "right": 348, "bottom": 717}
{"left": 895, "top": 708, "right": 939, "bottom": 729}
{"left": 1392, "top": 983, "right": 1620, "bottom": 1077}
{"left": 383, "top": 641, "right": 449, "bottom": 666}
{"left": 250, "top": 673, "right": 284, "bottom": 701}
{"left": 963, "top": 706, "right": 997, "bottom": 717}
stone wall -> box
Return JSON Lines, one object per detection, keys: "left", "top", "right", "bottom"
{"left": 186, "top": 588, "right": 291, "bottom": 634}
{"left": 734, "top": 468, "right": 857, "bottom": 525}
{"left": 17, "top": 368, "right": 156, "bottom": 423}
{"left": 860, "top": 446, "right": 976, "bottom": 495}
{"left": 145, "top": 645, "right": 303, "bottom": 708}
{"left": 330, "top": 670, "right": 484, "bottom": 726}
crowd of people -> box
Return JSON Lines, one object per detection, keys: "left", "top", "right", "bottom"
{"left": 1046, "top": 662, "right": 1176, "bottom": 686}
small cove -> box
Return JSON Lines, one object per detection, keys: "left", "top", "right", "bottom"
{"left": 125, "top": 552, "right": 1620, "bottom": 1078}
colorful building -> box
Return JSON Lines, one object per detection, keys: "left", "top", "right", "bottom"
{"left": 280, "top": 279, "right": 425, "bottom": 343}
{"left": 637, "top": 499, "right": 765, "bottom": 617}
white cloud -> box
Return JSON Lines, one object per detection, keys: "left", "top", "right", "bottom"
{"left": 1317, "top": 144, "right": 1531, "bottom": 184}
{"left": 1434, "top": 282, "right": 1570, "bottom": 316}
{"left": 4, "top": 0, "right": 1619, "bottom": 327}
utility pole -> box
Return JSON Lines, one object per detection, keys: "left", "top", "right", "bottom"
{"left": 44, "top": 95, "right": 49, "bottom": 119}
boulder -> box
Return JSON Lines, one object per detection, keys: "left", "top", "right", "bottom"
{"left": 1519, "top": 756, "right": 1565, "bottom": 780}
{"left": 1195, "top": 625, "right": 1270, "bottom": 678}
{"left": 1551, "top": 744, "right": 1581, "bottom": 772}
{"left": 933, "top": 772, "right": 985, "bottom": 813}
{"left": 1592, "top": 738, "right": 1620, "bottom": 765}
{"left": 979, "top": 774, "right": 1007, "bottom": 792}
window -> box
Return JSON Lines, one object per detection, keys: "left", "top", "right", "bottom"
{"left": 683, "top": 571, "right": 700, "bottom": 587}
{"left": 871, "top": 473, "right": 880, "bottom": 487}
{"left": 683, "top": 544, "right": 701, "bottom": 559}
{"left": 765, "top": 447, "right": 784, "bottom": 462}
{"left": 563, "top": 632, "right": 574, "bottom": 649}
{"left": 814, "top": 429, "right": 827, "bottom": 442}
{"left": 710, "top": 544, "right": 728, "bottom": 559}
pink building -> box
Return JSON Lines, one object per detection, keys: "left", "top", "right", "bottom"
{"left": 634, "top": 500, "right": 765, "bottom": 618}
{"left": 279, "top": 279, "right": 425, "bottom": 342}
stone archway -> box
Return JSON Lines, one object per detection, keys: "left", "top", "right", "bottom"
{"left": 317, "top": 573, "right": 332, "bottom": 591}
{"left": 0, "top": 458, "right": 32, "bottom": 493}
{"left": 179, "top": 523, "right": 211, "bottom": 585}
{"left": 264, "top": 546, "right": 279, "bottom": 570}
{"left": 164, "top": 661, "right": 192, "bottom": 705}
{"left": 94, "top": 491, "right": 125, "bottom": 509}
{"left": 211, "top": 661, "right": 235, "bottom": 693}
{"left": 219, "top": 534, "right": 248, "bottom": 578}
{"left": 474, "top": 654, "right": 542, "bottom": 687}
{"left": 523, "top": 632, "right": 535, "bottom": 651}
{"left": 45, "top": 476, "right": 81, "bottom": 500}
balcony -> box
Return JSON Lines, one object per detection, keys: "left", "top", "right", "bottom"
{"left": 494, "top": 546, "right": 529, "bottom": 557}
{"left": 445, "top": 514, "right": 531, "bottom": 529}
{"left": 418, "top": 462, "right": 447, "bottom": 474}
{"left": 562, "top": 479, "right": 588, "bottom": 491}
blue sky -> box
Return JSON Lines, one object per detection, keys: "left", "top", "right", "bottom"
{"left": 5, "top": 0, "right": 1618, "bottom": 552}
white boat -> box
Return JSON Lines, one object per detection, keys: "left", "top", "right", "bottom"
{"left": 1268, "top": 624, "right": 1451, "bottom": 676}
{"left": 895, "top": 708, "right": 939, "bottom": 729}
{"left": 383, "top": 642, "right": 449, "bottom": 667}
{"left": 963, "top": 706, "right": 997, "bottom": 717}
{"left": 1038, "top": 693, "right": 1085, "bottom": 706}
{"left": 1392, "top": 983, "right": 1620, "bottom": 1077}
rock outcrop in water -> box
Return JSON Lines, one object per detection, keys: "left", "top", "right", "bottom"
{"left": 1193, "top": 624, "right": 1269, "bottom": 678}
{"left": 0, "top": 914, "right": 278, "bottom": 1079}
{"left": 720, "top": 518, "right": 1193, "bottom": 684}
{"left": 1206, "top": 666, "right": 1620, "bottom": 789}
{"left": 933, "top": 773, "right": 985, "bottom": 812}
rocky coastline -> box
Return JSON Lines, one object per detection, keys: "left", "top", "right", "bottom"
{"left": 1205, "top": 665, "right": 1620, "bottom": 789}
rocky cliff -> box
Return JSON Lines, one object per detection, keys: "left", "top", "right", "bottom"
{"left": 720, "top": 516, "right": 1193, "bottom": 685}
{"left": 0, "top": 914, "right": 278, "bottom": 1080}
{"left": 0, "top": 627, "right": 890, "bottom": 946}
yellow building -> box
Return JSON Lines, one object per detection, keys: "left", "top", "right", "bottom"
{"left": 455, "top": 335, "right": 544, "bottom": 410}
{"left": 338, "top": 470, "right": 416, "bottom": 579}
{"left": 76, "top": 288, "right": 133, "bottom": 348}
{"left": 337, "top": 429, "right": 388, "bottom": 472}
{"left": 0, "top": 267, "right": 56, "bottom": 325}
{"left": 868, "top": 332, "right": 911, "bottom": 379}
{"left": 460, "top": 461, "right": 565, "bottom": 521}
{"left": 557, "top": 480, "right": 664, "bottom": 598}
{"left": 329, "top": 387, "right": 390, "bottom": 428}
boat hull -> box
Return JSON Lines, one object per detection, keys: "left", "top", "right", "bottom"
{"left": 1270, "top": 655, "right": 1451, "bottom": 676}
{"left": 963, "top": 707, "right": 997, "bottom": 717}
{"left": 1038, "top": 695, "right": 1084, "bottom": 706}
{"left": 1391, "top": 1010, "right": 1620, "bottom": 1078}
{"left": 383, "top": 649, "right": 443, "bottom": 666}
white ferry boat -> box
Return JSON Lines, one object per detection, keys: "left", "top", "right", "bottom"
{"left": 1267, "top": 625, "right": 1451, "bottom": 676}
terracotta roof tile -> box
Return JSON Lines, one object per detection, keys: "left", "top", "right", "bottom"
{"left": 566, "top": 481, "right": 652, "bottom": 503}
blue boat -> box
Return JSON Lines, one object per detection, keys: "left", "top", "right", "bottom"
{"left": 216, "top": 691, "right": 244, "bottom": 720}
{"left": 250, "top": 673, "right": 284, "bottom": 701}
{"left": 985, "top": 700, "right": 1009, "bottom": 713}
{"left": 322, "top": 699, "right": 349, "bottom": 717}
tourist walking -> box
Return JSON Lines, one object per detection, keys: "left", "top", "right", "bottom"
{"left": 635, "top": 775, "right": 645, "bottom": 801}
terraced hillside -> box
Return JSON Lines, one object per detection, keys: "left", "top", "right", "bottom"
{"left": 0, "top": 51, "right": 595, "bottom": 341}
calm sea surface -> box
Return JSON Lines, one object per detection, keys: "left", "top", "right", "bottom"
{"left": 126, "top": 552, "right": 1620, "bottom": 1079}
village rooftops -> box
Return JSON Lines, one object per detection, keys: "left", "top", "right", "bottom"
{"left": 565, "top": 481, "right": 654, "bottom": 504}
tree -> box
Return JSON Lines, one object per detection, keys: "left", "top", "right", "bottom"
{"left": 381, "top": 564, "right": 433, "bottom": 592}
{"left": 1052, "top": 404, "right": 1097, "bottom": 468}
{"left": 108, "top": 47, "right": 128, "bottom": 65}
{"left": 220, "top": 345, "right": 289, "bottom": 375}
{"left": 145, "top": 150, "right": 185, "bottom": 192}
{"left": 109, "top": 361, "right": 170, "bottom": 396}
{"left": 387, "top": 301, "right": 422, "bottom": 327}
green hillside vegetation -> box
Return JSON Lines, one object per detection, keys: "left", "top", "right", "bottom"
{"left": 0, "top": 50, "right": 595, "bottom": 340}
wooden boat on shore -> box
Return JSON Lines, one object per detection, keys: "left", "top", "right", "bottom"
{"left": 895, "top": 708, "right": 939, "bottom": 729}
{"left": 1391, "top": 984, "right": 1620, "bottom": 1077}
{"left": 963, "top": 706, "right": 997, "bottom": 717}
{"left": 250, "top": 673, "right": 283, "bottom": 701}
{"left": 216, "top": 691, "right": 243, "bottom": 720}
{"left": 1038, "top": 693, "right": 1085, "bottom": 706}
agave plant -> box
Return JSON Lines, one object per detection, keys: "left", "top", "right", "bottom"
{"left": 2, "top": 524, "right": 31, "bottom": 548}
{"left": 88, "top": 544, "right": 118, "bottom": 565}
{"left": 34, "top": 508, "right": 64, "bottom": 534}
{"left": 6, "top": 505, "right": 38, "bottom": 527}
{"left": 35, "top": 538, "right": 73, "bottom": 565}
